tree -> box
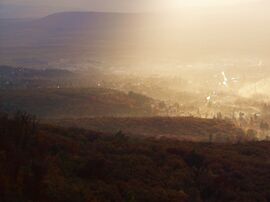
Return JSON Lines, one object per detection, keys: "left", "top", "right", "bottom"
{"left": 260, "top": 121, "right": 269, "bottom": 131}
{"left": 246, "top": 129, "right": 257, "bottom": 141}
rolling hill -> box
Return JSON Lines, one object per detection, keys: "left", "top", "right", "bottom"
{"left": 0, "top": 88, "right": 156, "bottom": 118}
{"left": 53, "top": 116, "right": 247, "bottom": 142}
{"left": 0, "top": 65, "right": 72, "bottom": 78}
{"left": 0, "top": 65, "right": 74, "bottom": 89}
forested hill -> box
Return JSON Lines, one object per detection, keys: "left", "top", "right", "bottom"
{"left": 0, "top": 112, "right": 270, "bottom": 202}
{"left": 0, "top": 88, "right": 156, "bottom": 118}
{"left": 54, "top": 116, "right": 248, "bottom": 142}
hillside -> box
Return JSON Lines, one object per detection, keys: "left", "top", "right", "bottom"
{"left": 0, "top": 112, "right": 269, "bottom": 202}
{"left": 0, "top": 88, "right": 155, "bottom": 118}
{"left": 53, "top": 117, "right": 246, "bottom": 142}
{"left": 0, "top": 65, "right": 72, "bottom": 78}
{"left": 0, "top": 65, "right": 74, "bottom": 88}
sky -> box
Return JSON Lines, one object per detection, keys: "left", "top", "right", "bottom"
{"left": 0, "top": 0, "right": 267, "bottom": 18}
{"left": 1, "top": 0, "right": 265, "bottom": 11}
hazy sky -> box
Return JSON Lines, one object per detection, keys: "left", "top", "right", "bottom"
{"left": 0, "top": 0, "right": 268, "bottom": 18}
{"left": 1, "top": 0, "right": 265, "bottom": 12}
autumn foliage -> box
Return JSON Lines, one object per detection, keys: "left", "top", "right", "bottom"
{"left": 0, "top": 112, "right": 270, "bottom": 202}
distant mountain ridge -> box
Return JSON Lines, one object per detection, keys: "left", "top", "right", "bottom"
{"left": 0, "top": 11, "right": 144, "bottom": 47}
{"left": 33, "top": 11, "right": 143, "bottom": 28}
{"left": 2, "top": 10, "right": 269, "bottom": 46}
{"left": 1, "top": 10, "right": 270, "bottom": 68}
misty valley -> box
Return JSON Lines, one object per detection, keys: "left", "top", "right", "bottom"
{"left": 1, "top": 63, "right": 269, "bottom": 142}
{"left": 1, "top": 7, "right": 270, "bottom": 202}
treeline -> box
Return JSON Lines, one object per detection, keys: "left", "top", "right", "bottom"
{"left": 0, "top": 112, "right": 270, "bottom": 202}
{"left": 0, "top": 88, "right": 155, "bottom": 118}
{"left": 0, "top": 65, "right": 73, "bottom": 89}
{"left": 55, "top": 116, "right": 256, "bottom": 143}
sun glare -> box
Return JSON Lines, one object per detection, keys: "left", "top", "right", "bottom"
{"left": 154, "top": 0, "right": 258, "bottom": 11}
